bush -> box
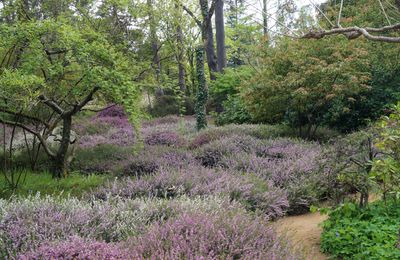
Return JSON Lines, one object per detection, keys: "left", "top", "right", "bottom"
{"left": 19, "top": 237, "right": 129, "bottom": 260}
{"left": 243, "top": 38, "right": 371, "bottom": 137}
{"left": 72, "top": 144, "right": 134, "bottom": 174}
{"left": 321, "top": 201, "right": 400, "bottom": 259}
{"left": 122, "top": 160, "right": 159, "bottom": 177}
{"left": 92, "top": 166, "right": 289, "bottom": 219}
{"left": 130, "top": 211, "right": 298, "bottom": 259}
{"left": 195, "top": 135, "right": 263, "bottom": 168}
{"left": 144, "top": 131, "right": 186, "bottom": 147}
{"left": 215, "top": 95, "right": 252, "bottom": 125}
{"left": 219, "top": 138, "right": 324, "bottom": 214}
{"left": 97, "top": 104, "right": 127, "bottom": 118}
{"left": 149, "top": 95, "right": 194, "bottom": 117}
{"left": 0, "top": 195, "right": 237, "bottom": 258}
{"left": 142, "top": 115, "right": 180, "bottom": 128}
{"left": 373, "top": 103, "right": 400, "bottom": 201}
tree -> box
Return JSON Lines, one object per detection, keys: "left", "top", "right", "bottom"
{"left": 0, "top": 17, "right": 137, "bottom": 177}
{"left": 263, "top": 0, "right": 268, "bottom": 37}
{"left": 215, "top": 0, "right": 226, "bottom": 72}
{"left": 147, "top": 0, "right": 164, "bottom": 96}
{"left": 183, "top": 0, "right": 218, "bottom": 79}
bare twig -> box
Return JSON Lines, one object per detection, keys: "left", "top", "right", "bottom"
{"left": 378, "top": 0, "right": 392, "bottom": 25}
{"left": 337, "top": 0, "right": 344, "bottom": 27}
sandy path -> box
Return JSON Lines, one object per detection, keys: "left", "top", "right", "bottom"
{"left": 275, "top": 212, "right": 329, "bottom": 260}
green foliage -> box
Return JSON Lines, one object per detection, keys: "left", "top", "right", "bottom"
{"left": 0, "top": 170, "right": 109, "bottom": 199}
{"left": 215, "top": 95, "right": 252, "bottom": 126}
{"left": 321, "top": 201, "right": 400, "bottom": 259}
{"left": 372, "top": 103, "right": 400, "bottom": 201}
{"left": 243, "top": 37, "right": 371, "bottom": 137}
{"left": 149, "top": 95, "right": 195, "bottom": 117}
{"left": 209, "top": 67, "right": 253, "bottom": 125}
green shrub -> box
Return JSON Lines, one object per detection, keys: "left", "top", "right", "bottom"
{"left": 321, "top": 201, "right": 400, "bottom": 259}
{"left": 149, "top": 95, "right": 194, "bottom": 117}
{"left": 373, "top": 102, "right": 400, "bottom": 201}
{"left": 215, "top": 95, "right": 252, "bottom": 125}
{"left": 72, "top": 144, "right": 134, "bottom": 174}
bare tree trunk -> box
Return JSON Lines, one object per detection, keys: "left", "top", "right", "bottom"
{"left": 199, "top": 0, "right": 218, "bottom": 80}
{"left": 215, "top": 0, "right": 226, "bottom": 72}
{"left": 263, "top": 0, "right": 269, "bottom": 37}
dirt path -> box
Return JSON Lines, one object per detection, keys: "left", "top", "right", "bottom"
{"left": 275, "top": 212, "right": 329, "bottom": 260}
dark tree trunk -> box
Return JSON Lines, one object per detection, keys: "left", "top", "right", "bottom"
{"left": 52, "top": 116, "right": 72, "bottom": 178}
{"left": 199, "top": 0, "right": 218, "bottom": 80}
{"left": 396, "top": 0, "right": 400, "bottom": 10}
{"left": 215, "top": 0, "right": 226, "bottom": 72}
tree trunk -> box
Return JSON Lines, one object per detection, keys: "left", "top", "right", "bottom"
{"left": 199, "top": 0, "right": 218, "bottom": 80}
{"left": 396, "top": 0, "right": 400, "bottom": 10}
{"left": 147, "top": 0, "right": 163, "bottom": 96}
{"left": 195, "top": 46, "right": 208, "bottom": 130}
{"left": 52, "top": 116, "right": 72, "bottom": 178}
{"left": 215, "top": 0, "right": 226, "bottom": 72}
{"left": 263, "top": 0, "right": 269, "bottom": 37}
{"left": 176, "top": 24, "right": 187, "bottom": 92}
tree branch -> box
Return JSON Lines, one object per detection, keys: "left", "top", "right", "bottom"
{"left": 182, "top": 5, "right": 202, "bottom": 28}
{"left": 0, "top": 118, "right": 55, "bottom": 157}
{"left": 69, "top": 86, "right": 100, "bottom": 115}
{"left": 38, "top": 95, "right": 65, "bottom": 115}
{"left": 0, "top": 108, "right": 50, "bottom": 128}
{"left": 204, "top": 0, "right": 217, "bottom": 30}
{"left": 302, "top": 23, "right": 400, "bottom": 43}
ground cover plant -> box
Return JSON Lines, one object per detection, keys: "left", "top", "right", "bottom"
{"left": 321, "top": 200, "right": 400, "bottom": 259}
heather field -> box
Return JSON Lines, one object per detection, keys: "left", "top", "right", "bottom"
{"left": 0, "top": 106, "right": 345, "bottom": 259}
{"left": 2, "top": 103, "right": 400, "bottom": 259}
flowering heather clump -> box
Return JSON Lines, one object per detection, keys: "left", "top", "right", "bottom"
{"left": 130, "top": 212, "right": 298, "bottom": 259}
{"left": 218, "top": 138, "right": 324, "bottom": 214}
{"left": 189, "top": 128, "right": 226, "bottom": 149}
{"left": 0, "top": 196, "right": 149, "bottom": 257}
{"left": 19, "top": 237, "right": 129, "bottom": 260}
{"left": 120, "top": 146, "right": 197, "bottom": 174}
{"left": 97, "top": 104, "right": 127, "bottom": 118}
{"left": 76, "top": 105, "right": 135, "bottom": 148}
{"left": 122, "top": 159, "right": 159, "bottom": 177}
{"left": 72, "top": 144, "right": 134, "bottom": 174}
{"left": 189, "top": 124, "right": 290, "bottom": 149}
{"left": 144, "top": 131, "right": 186, "bottom": 147}
{"left": 78, "top": 118, "right": 135, "bottom": 148}
{"left": 195, "top": 135, "right": 263, "bottom": 167}
{"left": 92, "top": 166, "right": 289, "bottom": 219}
{"left": 0, "top": 195, "right": 240, "bottom": 258}
{"left": 141, "top": 116, "right": 197, "bottom": 138}
{"left": 142, "top": 115, "right": 180, "bottom": 127}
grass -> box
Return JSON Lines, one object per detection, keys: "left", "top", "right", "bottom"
{"left": 0, "top": 170, "right": 111, "bottom": 199}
